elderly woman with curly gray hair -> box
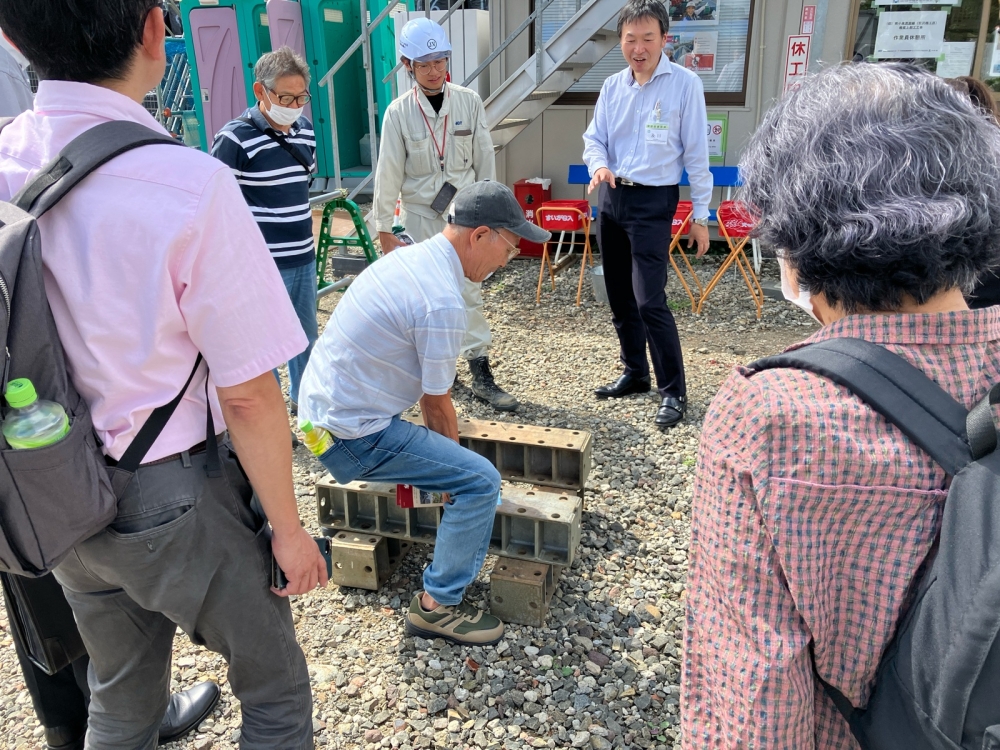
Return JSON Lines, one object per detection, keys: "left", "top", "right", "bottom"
{"left": 681, "top": 63, "right": 1000, "bottom": 748}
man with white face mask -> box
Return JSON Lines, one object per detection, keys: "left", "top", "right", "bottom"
{"left": 212, "top": 46, "right": 317, "bottom": 417}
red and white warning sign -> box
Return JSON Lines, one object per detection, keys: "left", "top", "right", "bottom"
{"left": 783, "top": 34, "right": 811, "bottom": 93}
{"left": 801, "top": 5, "right": 816, "bottom": 35}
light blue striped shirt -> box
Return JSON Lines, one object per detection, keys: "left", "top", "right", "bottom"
{"left": 583, "top": 53, "right": 713, "bottom": 217}
{"left": 299, "top": 234, "right": 467, "bottom": 439}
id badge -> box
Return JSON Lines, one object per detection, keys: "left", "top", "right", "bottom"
{"left": 646, "top": 121, "right": 669, "bottom": 143}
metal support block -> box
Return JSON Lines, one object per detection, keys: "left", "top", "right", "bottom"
{"left": 490, "top": 489, "right": 582, "bottom": 566}
{"left": 404, "top": 417, "right": 592, "bottom": 494}
{"left": 490, "top": 559, "right": 562, "bottom": 628}
{"left": 317, "top": 479, "right": 582, "bottom": 566}
{"left": 322, "top": 529, "right": 412, "bottom": 591}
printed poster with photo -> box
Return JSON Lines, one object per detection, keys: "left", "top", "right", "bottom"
{"left": 667, "top": 0, "right": 719, "bottom": 26}
{"left": 668, "top": 30, "right": 719, "bottom": 74}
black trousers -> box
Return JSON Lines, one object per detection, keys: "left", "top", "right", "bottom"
{"left": 1, "top": 572, "right": 90, "bottom": 731}
{"left": 597, "top": 182, "right": 685, "bottom": 398}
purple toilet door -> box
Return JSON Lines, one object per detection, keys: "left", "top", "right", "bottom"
{"left": 189, "top": 7, "right": 248, "bottom": 143}
{"left": 266, "top": 0, "right": 312, "bottom": 120}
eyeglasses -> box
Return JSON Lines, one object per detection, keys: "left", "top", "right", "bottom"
{"left": 413, "top": 59, "right": 449, "bottom": 74}
{"left": 495, "top": 231, "right": 521, "bottom": 261}
{"left": 269, "top": 89, "right": 312, "bottom": 107}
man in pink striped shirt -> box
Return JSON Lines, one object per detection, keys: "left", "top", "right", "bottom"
{"left": 682, "top": 63, "right": 1000, "bottom": 747}
{"left": 0, "top": 1, "right": 327, "bottom": 747}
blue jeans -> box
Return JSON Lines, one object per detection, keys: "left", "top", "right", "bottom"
{"left": 273, "top": 262, "right": 318, "bottom": 405}
{"left": 318, "top": 417, "right": 501, "bottom": 605}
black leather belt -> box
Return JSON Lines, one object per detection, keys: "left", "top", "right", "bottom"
{"left": 618, "top": 179, "right": 675, "bottom": 188}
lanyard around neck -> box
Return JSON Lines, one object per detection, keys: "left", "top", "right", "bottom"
{"left": 415, "top": 86, "right": 447, "bottom": 173}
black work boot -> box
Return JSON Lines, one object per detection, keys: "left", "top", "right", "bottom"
{"left": 468, "top": 356, "right": 518, "bottom": 411}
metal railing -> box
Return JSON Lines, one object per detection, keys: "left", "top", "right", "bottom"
{"left": 317, "top": 0, "right": 577, "bottom": 202}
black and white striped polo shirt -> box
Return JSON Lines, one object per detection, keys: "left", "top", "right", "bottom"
{"left": 211, "top": 106, "right": 316, "bottom": 269}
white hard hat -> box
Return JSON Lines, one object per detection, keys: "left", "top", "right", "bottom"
{"left": 399, "top": 17, "right": 452, "bottom": 63}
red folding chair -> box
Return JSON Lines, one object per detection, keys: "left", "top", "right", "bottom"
{"left": 666, "top": 200, "right": 704, "bottom": 312}
{"left": 535, "top": 201, "right": 593, "bottom": 306}
{"left": 696, "top": 201, "right": 764, "bottom": 318}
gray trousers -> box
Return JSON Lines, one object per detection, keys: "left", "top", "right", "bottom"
{"left": 53, "top": 442, "right": 313, "bottom": 750}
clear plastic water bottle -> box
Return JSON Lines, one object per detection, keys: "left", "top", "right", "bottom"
{"left": 2, "top": 378, "right": 70, "bottom": 449}
{"left": 299, "top": 420, "right": 333, "bottom": 457}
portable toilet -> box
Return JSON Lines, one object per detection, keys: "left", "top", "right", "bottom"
{"left": 301, "top": 0, "right": 369, "bottom": 181}
{"left": 266, "top": 0, "right": 313, "bottom": 123}
{"left": 180, "top": 0, "right": 273, "bottom": 149}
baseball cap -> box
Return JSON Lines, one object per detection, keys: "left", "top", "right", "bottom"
{"left": 448, "top": 180, "right": 551, "bottom": 244}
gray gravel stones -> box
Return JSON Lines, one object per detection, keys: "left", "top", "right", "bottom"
{"left": 0, "top": 253, "right": 814, "bottom": 749}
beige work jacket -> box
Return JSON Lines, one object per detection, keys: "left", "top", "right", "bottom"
{"left": 373, "top": 81, "right": 496, "bottom": 233}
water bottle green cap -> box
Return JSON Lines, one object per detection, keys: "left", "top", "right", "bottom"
{"left": 300, "top": 420, "right": 314, "bottom": 432}
{"left": 5, "top": 378, "right": 37, "bottom": 409}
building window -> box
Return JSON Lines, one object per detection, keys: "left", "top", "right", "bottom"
{"left": 549, "top": 0, "right": 755, "bottom": 106}
{"left": 851, "top": 0, "right": 990, "bottom": 84}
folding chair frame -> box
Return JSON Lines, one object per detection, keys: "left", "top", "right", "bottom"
{"left": 535, "top": 206, "right": 593, "bottom": 306}
{"left": 666, "top": 206, "right": 705, "bottom": 312}
{"left": 696, "top": 209, "right": 764, "bottom": 319}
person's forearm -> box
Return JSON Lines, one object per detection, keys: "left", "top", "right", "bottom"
{"left": 419, "top": 393, "right": 459, "bottom": 442}
{"left": 218, "top": 375, "right": 301, "bottom": 536}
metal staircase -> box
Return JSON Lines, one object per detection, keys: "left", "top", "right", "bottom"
{"left": 313, "top": 0, "right": 625, "bottom": 200}
{"left": 484, "top": 0, "right": 623, "bottom": 150}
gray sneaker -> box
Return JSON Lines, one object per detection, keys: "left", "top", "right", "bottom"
{"left": 405, "top": 592, "right": 505, "bottom": 645}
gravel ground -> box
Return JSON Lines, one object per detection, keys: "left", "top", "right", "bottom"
{"left": 0, "top": 250, "right": 817, "bottom": 750}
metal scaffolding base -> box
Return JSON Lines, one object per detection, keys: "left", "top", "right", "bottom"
{"left": 406, "top": 417, "right": 593, "bottom": 496}
{"left": 321, "top": 528, "right": 413, "bottom": 590}
{"left": 317, "top": 480, "right": 583, "bottom": 567}
{"left": 490, "top": 559, "right": 563, "bottom": 628}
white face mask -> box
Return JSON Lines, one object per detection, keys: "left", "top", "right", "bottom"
{"left": 777, "top": 255, "right": 820, "bottom": 323}
{"left": 263, "top": 90, "right": 304, "bottom": 127}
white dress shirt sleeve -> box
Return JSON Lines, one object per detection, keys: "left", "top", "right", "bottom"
{"left": 679, "top": 75, "right": 713, "bottom": 218}
{"left": 582, "top": 79, "right": 612, "bottom": 177}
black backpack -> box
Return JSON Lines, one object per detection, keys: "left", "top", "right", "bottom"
{"left": 750, "top": 337, "right": 1000, "bottom": 750}
{"left": 0, "top": 119, "right": 190, "bottom": 576}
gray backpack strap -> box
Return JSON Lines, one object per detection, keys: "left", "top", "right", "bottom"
{"left": 12, "top": 120, "right": 182, "bottom": 218}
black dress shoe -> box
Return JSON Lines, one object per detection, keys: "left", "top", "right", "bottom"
{"left": 45, "top": 725, "right": 85, "bottom": 750}
{"left": 594, "top": 373, "right": 652, "bottom": 399}
{"left": 158, "top": 681, "right": 221, "bottom": 745}
{"left": 654, "top": 396, "right": 686, "bottom": 428}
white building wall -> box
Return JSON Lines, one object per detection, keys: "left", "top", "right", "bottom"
{"left": 496, "top": 0, "right": 852, "bottom": 209}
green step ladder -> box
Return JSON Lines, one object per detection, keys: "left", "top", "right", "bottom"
{"left": 315, "top": 191, "right": 379, "bottom": 294}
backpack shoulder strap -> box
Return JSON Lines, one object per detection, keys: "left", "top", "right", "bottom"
{"left": 747, "top": 337, "right": 978, "bottom": 476}
{"left": 12, "top": 121, "right": 182, "bottom": 218}
{"left": 751, "top": 336, "right": 994, "bottom": 728}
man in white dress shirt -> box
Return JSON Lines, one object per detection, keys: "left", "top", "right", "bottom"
{"left": 583, "top": 0, "right": 712, "bottom": 428}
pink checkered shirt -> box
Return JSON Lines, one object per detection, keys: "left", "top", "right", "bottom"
{"left": 681, "top": 308, "right": 1000, "bottom": 748}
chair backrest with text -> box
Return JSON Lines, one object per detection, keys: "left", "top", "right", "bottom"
{"left": 716, "top": 201, "right": 755, "bottom": 240}
{"left": 672, "top": 200, "right": 694, "bottom": 236}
